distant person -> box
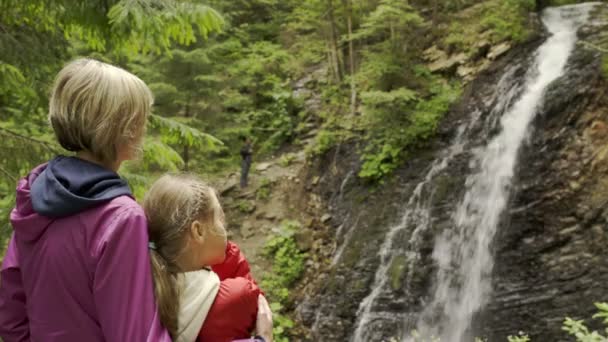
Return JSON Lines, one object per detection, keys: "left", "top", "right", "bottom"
{"left": 240, "top": 135, "right": 254, "bottom": 188}
{"left": 0, "top": 59, "right": 171, "bottom": 341}
{"left": 143, "top": 173, "right": 273, "bottom": 342}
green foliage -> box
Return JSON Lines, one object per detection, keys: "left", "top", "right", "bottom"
{"left": 262, "top": 220, "right": 307, "bottom": 342}
{"left": 107, "top": 1, "right": 224, "bottom": 54}
{"left": 481, "top": 0, "right": 536, "bottom": 43}
{"left": 150, "top": 114, "right": 224, "bottom": 152}
{"left": 562, "top": 302, "right": 608, "bottom": 341}
{"left": 279, "top": 153, "right": 296, "bottom": 167}
{"left": 503, "top": 303, "right": 608, "bottom": 342}
{"left": 236, "top": 200, "right": 255, "bottom": 213}
{"left": 0, "top": 0, "right": 226, "bottom": 243}
{"left": 508, "top": 333, "right": 531, "bottom": 342}
{"left": 441, "top": 0, "right": 535, "bottom": 55}
{"left": 359, "top": 78, "right": 461, "bottom": 181}
{"left": 352, "top": 0, "right": 424, "bottom": 42}
{"left": 256, "top": 178, "right": 273, "bottom": 200}
{"left": 307, "top": 129, "right": 340, "bottom": 156}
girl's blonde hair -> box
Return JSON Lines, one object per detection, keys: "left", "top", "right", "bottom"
{"left": 49, "top": 58, "right": 153, "bottom": 164}
{"left": 143, "top": 173, "right": 225, "bottom": 339}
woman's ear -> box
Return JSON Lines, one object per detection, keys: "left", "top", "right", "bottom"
{"left": 190, "top": 220, "right": 206, "bottom": 243}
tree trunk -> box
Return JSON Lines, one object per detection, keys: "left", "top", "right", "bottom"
{"left": 328, "top": 0, "right": 343, "bottom": 82}
{"left": 342, "top": 0, "right": 357, "bottom": 116}
{"left": 183, "top": 100, "right": 191, "bottom": 171}
{"left": 432, "top": 0, "right": 439, "bottom": 26}
{"left": 183, "top": 144, "right": 190, "bottom": 171}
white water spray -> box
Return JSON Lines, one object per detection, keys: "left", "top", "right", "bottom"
{"left": 414, "top": 4, "right": 597, "bottom": 341}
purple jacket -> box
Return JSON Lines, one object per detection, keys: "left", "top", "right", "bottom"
{"left": 0, "top": 161, "right": 171, "bottom": 341}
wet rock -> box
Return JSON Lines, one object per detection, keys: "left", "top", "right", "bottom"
{"left": 487, "top": 42, "right": 511, "bottom": 60}
{"left": 388, "top": 255, "right": 408, "bottom": 291}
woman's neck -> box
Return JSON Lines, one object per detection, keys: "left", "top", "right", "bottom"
{"left": 76, "top": 151, "right": 121, "bottom": 172}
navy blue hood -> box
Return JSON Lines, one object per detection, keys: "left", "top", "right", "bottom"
{"left": 31, "top": 156, "right": 133, "bottom": 218}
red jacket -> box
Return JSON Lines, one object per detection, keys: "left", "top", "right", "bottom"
{"left": 198, "top": 242, "right": 261, "bottom": 342}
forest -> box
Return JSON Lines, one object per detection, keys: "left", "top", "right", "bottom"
{"left": 2, "top": 0, "right": 608, "bottom": 341}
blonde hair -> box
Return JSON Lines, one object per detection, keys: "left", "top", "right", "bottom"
{"left": 49, "top": 58, "right": 153, "bottom": 164}
{"left": 143, "top": 173, "right": 225, "bottom": 339}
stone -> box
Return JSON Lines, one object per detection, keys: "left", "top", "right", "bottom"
{"left": 591, "top": 225, "right": 604, "bottom": 238}
{"left": 264, "top": 211, "right": 278, "bottom": 220}
{"left": 559, "top": 225, "right": 580, "bottom": 236}
{"left": 590, "top": 120, "right": 608, "bottom": 140}
{"left": 428, "top": 53, "right": 468, "bottom": 73}
{"left": 321, "top": 214, "right": 332, "bottom": 223}
{"left": 457, "top": 65, "right": 477, "bottom": 79}
{"left": 220, "top": 179, "right": 238, "bottom": 196}
{"left": 256, "top": 162, "right": 273, "bottom": 172}
{"left": 388, "top": 255, "right": 407, "bottom": 291}
{"left": 240, "top": 222, "right": 255, "bottom": 239}
{"left": 295, "top": 230, "right": 314, "bottom": 252}
{"left": 423, "top": 45, "right": 447, "bottom": 62}
{"left": 487, "top": 42, "right": 511, "bottom": 60}
{"left": 569, "top": 181, "right": 581, "bottom": 191}
{"left": 312, "top": 176, "right": 320, "bottom": 186}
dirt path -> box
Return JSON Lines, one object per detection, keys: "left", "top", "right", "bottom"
{"left": 212, "top": 150, "right": 309, "bottom": 280}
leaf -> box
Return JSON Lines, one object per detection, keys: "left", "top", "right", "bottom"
{"left": 149, "top": 114, "right": 224, "bottom": 151}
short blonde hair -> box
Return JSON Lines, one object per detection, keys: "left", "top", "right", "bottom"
{"left": 49, "top": 58, "right": 153, "bottom": 164}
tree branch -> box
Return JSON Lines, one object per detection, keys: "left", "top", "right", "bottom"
{"left": 580, "top": 40, "right": 608, "bottom": 54}
{"left": 0, "top": 127, "right": 59, "bottom": 153}
{"left": 0, "top": 165, "right": 17, "bottom": 183}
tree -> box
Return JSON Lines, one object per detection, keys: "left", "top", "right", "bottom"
{"left": 0, "top": 0, "right": 224, "bottom": 252}
{"left": 342, "top": 0, "right": 357, "bottom": 116}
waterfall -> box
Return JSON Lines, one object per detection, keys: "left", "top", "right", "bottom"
{"left": 349, "top": 3, "right": 598, "bottom": 342}
{"left": 414, "top": 4, "right": 596, "bottom": 341}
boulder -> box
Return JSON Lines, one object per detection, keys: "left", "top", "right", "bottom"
{"left": 428, "top": 53, "right": 468, "bottom": 73}
{"left": 487, "top": 42, "right": 511, "bottom": 60}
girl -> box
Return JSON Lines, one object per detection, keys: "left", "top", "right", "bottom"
{"left": 143, "top": 173, "right": 272, "bottom": 342}
{"left": 0, "top": 59, "right": 170, "bottom": 341}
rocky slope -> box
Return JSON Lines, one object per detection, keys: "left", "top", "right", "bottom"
{"left": 296, "top": 3, "right": 608, "bottom": 341}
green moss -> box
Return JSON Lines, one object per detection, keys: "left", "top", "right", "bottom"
{"left": 388, "top": 255, "right": 408, "bottom": 291}
{"left": 545, "top": 0, "right": 587, "bottom": 5}
{"left": 236, "top": 200, "right": 255, "bottom": 213}
{"left": 261, "top": 220, "right": 307, "bottom": 342}
{"left": 256, "top": 178, "right": 273, "bottom": 200}
{"left": 431, "top": 174, "right": 461, "bottom": 206}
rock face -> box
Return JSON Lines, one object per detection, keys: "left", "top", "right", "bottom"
{"left": 481, "top": 8, "right": 608, "bottom": 340}
{"left": 298, "top": 4, "right": 608, "bottom": 342}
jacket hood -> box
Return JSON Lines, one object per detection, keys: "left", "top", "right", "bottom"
{"left": 11, "top": 157, "right": 132, "bottom": 242}
{"left": 30, "top": 156, "right": 132, "bottom": 218}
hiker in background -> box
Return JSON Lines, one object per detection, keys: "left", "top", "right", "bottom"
{"left": 240, "top": 135, "right": 253, "bottom": 188}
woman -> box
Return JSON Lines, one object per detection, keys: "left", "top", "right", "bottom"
{"left": 0, "top": 58, "right": 170, "bottom": 341}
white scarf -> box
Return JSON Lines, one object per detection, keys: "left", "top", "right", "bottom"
{"left": 175, "top": 269, "right": 221, "bottom": 342}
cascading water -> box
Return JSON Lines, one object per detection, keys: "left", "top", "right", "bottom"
{"left": 349, "top": 3, "right": 598, "bottom": 342}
